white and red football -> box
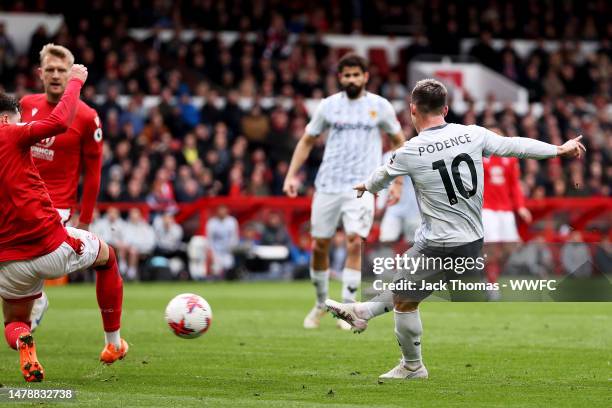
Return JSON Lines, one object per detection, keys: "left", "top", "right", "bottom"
{"left": 165, "top": 293, "right": 213, "bottom": 339}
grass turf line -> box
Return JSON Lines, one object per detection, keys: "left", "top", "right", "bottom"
{"left": 0, "top": 281, "right": 609, "bottom": 407}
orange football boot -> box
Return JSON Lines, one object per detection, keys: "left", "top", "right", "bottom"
{"left": 99, "top": 339, "right": 129, "bottom": 364}
{"left": 18, "top": 333, "right": 44, "bottom": 382}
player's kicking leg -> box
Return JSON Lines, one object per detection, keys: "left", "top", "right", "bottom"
{"left": 3, "top": 298, "right": 44, "bottom": 382}
{"left": 1, "top": 228, "right": 127, "bottom": 381}
{"left": 326, "top": 244, "right": 432, "bottom": 379}
{"left": 92, "top": 237, "right": 128, "bottom": 364}
{"left": 325, "top": 297, "right": 428, "bottom": 378}
{"left": 324, "top": 299, "right": 369, "bottom": 333}
{"left": 325, "top": 285, "right": 396, "bottom": 333}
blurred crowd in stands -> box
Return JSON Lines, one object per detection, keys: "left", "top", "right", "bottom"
{"left": 0, "top": 1, "right": 610, "bottom": 279}
{"left": 6, "top": 0, "right": 611, "bottom": 39}
{"left": 76, "top": 204, "right": 319, "bottom": 281}
{"left": 0, "top": 2, "right": 609, "bottom": 206}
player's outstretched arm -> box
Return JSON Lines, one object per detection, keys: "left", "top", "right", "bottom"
{"left": 283, "top": 133, "right": 316, "bottom": 197}
{"left": 556, "top": 135, "right": 586, "bottom": 159}
{"left": 356, "top": 148, "right": 412, "bottom": 197}
{"left": 354, "top": 165, "right": 396, "bottom": 198}
{"left": 482, "top": 127, "right": 586, "bottom": 160}
{"left": 22, "top": 64, "right": 88, "bottom": 146}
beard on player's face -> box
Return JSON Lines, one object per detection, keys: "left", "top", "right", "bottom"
{"left": 343, "top": 83, "right": 364, "bottom": 99}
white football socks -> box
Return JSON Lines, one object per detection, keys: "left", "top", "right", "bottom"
{"left": 394, "top": 309, "right": 423, "bottom": 370}
{"left": 357, "top": 300, "right": 394, "bottom": 320}
{"left": 341, "top": 268, "right": 361, "bottom": 303}
{"left": 310, "top": 268, "right": 329, "bottom": 307}
{"left": 105, "top": 330, "right": 121, "bottom": 350}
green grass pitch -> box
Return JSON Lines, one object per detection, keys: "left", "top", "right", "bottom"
{"left": 0, "top": 281, "right": 610, "bottom": 407}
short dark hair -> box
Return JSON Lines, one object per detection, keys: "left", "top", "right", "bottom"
{"left": 411, "top": 79, "right": 448, "bottom": 114}
{"left": 0, "top": 93, "right": 20, "bottom": 116}
{"left": 337, "top": 53, "right": 368, "bottom": 73}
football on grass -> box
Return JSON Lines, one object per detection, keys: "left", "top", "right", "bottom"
{"left": 165, "top": 293, "right": 213, "bottom": 339}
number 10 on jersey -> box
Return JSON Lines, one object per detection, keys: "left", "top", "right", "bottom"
{"left": 432, "top": 154, "right": 477, "bottom": 205}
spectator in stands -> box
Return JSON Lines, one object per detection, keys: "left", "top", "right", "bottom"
{"left": 1, "top": 0, "right": 607, "bottom": 212}
{"left": 0, "top": 23, "right": 17, "bottom": 86}
{"left": 121, "top": 208, "right": 157, "bottom": 280}
{"left": 381, "top": 71, "right": 408, "bottom": 100}
{"left": 206, "top": 205, "right": 240, "bottom": 276}
{"left": 560, "top": 231, "right": 593, "bottom": 277}
{"left": 120, "top": 96, "right": 146, "bottom": 136}
{"left": 187, "top": 235, "right": 214, "bottom": 280}
{"left": 179, "top": 93, "right": 200, "bottom": 129}
{"left": 91, "top": 207, "right": 128, "bottom": 273}
{"left": 469, "top": 31, "right": 499, "bottom": 70}
{"left": 290, "top": 233, "right": 311, "bottom": 279}
{"left": 505, "top": 235, "right": 553, "bottom": 277}
{"left": 100, "top": 179, "right": 123, "bottom": 202}
{"left": 260, "top": 212, "right": 291, "bottom": 247}
{"left": 91, "top": 207, "right": 126, "bottom": 247}
{"left": 241, "top": 104, "right": 270, "bottom": 147}
{"left": 121, "top": 178, "right": 147, "bottom": 202}
{"left": 153, "top": 212, "right": 185, "bottom": 255}
{"left": 146, "top": 168, "right": 178, "bottom": 214}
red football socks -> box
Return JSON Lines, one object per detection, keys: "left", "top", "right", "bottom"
{"left": 4, "top": 321, "right": 31, "bottom": 350}
{"left": 95, "top": 246, "right": 123, "bottom": 332}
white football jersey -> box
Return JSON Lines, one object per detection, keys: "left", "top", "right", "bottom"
{"left": 306, "top": 91, "right": 401, "bottom": 194}
{"left": 366, "top": 123, "right": 557, "bottom": 245}
{"left": 378, "top": 152, "right": 420, "bottom": 220}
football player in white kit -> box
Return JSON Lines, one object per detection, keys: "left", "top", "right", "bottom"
{"left": 325, "top": 79, "right": 585, "bottom": 379}
{"left": 283, "top": 54, "right": 405, "bottom": 330}
{"left": 378, "top": 152, "right": 421, "bottom": 244}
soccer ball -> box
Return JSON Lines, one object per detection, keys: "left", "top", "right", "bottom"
{"left": 165, "top": 293, "right": 213, "bottom": 339}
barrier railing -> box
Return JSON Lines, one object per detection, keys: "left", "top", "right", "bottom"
{"left": 95, "top": 197, "right": 611, "bottom": 243}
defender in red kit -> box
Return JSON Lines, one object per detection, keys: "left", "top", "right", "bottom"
{"left": 20, "top": 44, "right": 103, "bottom": 329}
{"left": 0, "top": 65, "right": 127, "bottom": 382}
{"left": 482, "top": 127, "right": 533, "bottom": 299}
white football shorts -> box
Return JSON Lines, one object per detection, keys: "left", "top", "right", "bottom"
{"left": 379, "top": 212, "right": 421, "bottom": 243}
{"left": 311, "top": 191, "right": 375, "bottom": 239}
{"left": 482, "top": 209, "right": 520, "bottom": 243}
{"left": 0, "top": 227, "right": 100, "bottom": 301}
{"left": 56, "top": 208, "right": 71, "bottom": 226}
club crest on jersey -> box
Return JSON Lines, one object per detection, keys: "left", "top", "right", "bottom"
{"left": 31, "top": 108, "right": 38, "bottom": 117}
{"left": 369, "top": 110, "right": 377, "bottom": 119}
{"left": 37, "top": 136, "right": 55, "bottom": 148}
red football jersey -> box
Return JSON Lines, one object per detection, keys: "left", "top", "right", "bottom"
{"left": 0, "top": 79, "right": 83, "bottom": 262}
{"left": 20, "top": 94, "right": 102, "bottom": 224}
{"left": 483, "top": 155, "right": 525, "bottom": 211}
